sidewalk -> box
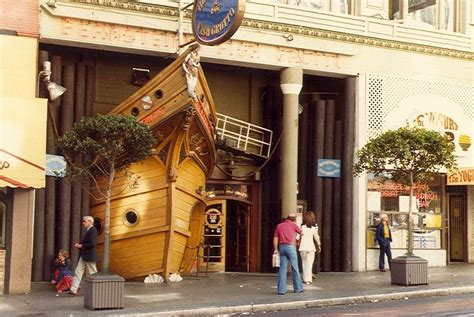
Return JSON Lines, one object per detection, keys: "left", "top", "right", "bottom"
{"left": 2, "top": 264, "right": 474, "bottom": 316}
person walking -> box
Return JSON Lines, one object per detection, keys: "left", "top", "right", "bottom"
{"left": 273, "top": 213, "right": 304, "bottom": 295}
{"left": 67, "top": 216, "right": 98, "bottom": 295}
{"left": 375, "top": 213, "right": 392, "bottom": 272}
{"left": 298, "top": 212, "right": 321, "bottom": 285}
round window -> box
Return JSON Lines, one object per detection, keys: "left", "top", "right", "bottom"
{"left": 123, "top": 209, "right": 139, "bottom": 226}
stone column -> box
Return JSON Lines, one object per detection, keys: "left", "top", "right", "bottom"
{"left": 5, "top": 189, "right": 35, "bottom": 294}
{"left": 280, "top": 67, "right": 303, "bottom": 218}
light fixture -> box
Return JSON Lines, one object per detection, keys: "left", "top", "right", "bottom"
{"left": 283, "top": 34, "right": 294, "bottom": 41}
{"left": 38, "top": 61, "right": 67, "bottom": 101}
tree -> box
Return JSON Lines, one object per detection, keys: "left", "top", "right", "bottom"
{"left": 353, "top": 125, "right": 456, "bottom": 255}
{"left": 57, "top": 113, "right": 156, "bottom": 273}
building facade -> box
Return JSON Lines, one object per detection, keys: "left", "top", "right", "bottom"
{"left": 1, "top": 0, "right": 473, "bottom": 291}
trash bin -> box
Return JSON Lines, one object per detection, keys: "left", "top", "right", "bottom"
{"left": 84, "top": 273, "right": 125, "bottom": 310}
{"left": 390, "top": 255, "right": 428, "bottom": 286}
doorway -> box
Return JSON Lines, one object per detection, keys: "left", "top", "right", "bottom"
{"left": 449, "top": 194, "right": 466, "bottom": 262}
{"left": 225, "top": 200, "right": 250, "bottom": 272}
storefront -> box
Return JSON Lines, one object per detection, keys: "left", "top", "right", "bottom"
{"left": 363, "top": 85, "right": 474, "bottom": 270}
{"left": 34, "top": 0, "right": 473, "bottom": 276}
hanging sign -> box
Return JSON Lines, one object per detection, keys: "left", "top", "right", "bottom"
{"left": 192, "top": 0, "right": 246, "bottom": 45}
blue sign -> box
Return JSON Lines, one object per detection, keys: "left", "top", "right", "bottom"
{"left": 317, "top": 159, "right": 341, "bottom": 178}
{"left": 45, "top": 154, "right": 67, "bottom": 177}
{"left": 192, "top": 0, "right": 246, "bottom": 45}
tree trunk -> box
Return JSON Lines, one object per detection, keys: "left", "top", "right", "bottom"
{"left": 102, "top": 166, "right": 115, "bottom": 273}
{"left": 407, "top": 171, "right": 414, "bottom": 256}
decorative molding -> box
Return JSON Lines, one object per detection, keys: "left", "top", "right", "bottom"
{"left": 65, "top": 0, "right": 473, "bottom": 60}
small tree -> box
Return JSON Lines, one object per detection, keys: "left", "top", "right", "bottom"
{"left": 353, "top": 125, "right": 456, "bottom": 255}
{"left": 57, "top": 113, "right": 156, "bottom": 273}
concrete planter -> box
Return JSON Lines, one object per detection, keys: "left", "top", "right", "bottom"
{"left": 84, "top": 273, "right": 125, "bottom": 310}
{"left": 390, "top": 255, "right": 428, "bottom": 286}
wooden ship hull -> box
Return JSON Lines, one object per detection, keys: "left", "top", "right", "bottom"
{"left": 90, "top": 45, "right": 216, "bottom": 280}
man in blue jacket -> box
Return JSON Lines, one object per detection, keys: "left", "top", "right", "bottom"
{"left": 375, "top": 213, "right": 392, "bottom": 272}
{"left": 67, "top": 216, "right": 98, "bottom": 295}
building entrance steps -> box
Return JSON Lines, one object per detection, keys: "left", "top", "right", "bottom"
{"left": 2, "top": 264, "right": 474, "bottom": 316}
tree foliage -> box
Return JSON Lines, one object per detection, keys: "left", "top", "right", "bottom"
{"left": 57, "top": 113, "right": 156, "bottom": 272}
{"left": 353, "top": 126, "right": 457, "bottom": 184}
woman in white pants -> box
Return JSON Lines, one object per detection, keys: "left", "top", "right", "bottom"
{"left": 298, "top": 212, "right": 321, "bottom": 285}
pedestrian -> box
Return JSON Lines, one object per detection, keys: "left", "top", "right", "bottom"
{"left": 67, "top": 216, "right": 98, "bottom": 295}
{"left": 51, "top": 249, "right": 74, "bottom": 293}
{"left": 375, "top": 213, "right": 392, "bottom": 272}
{"left": 273, "top": 213, "right": 304, "bottom": 295}
{"left": 298, "top": 211, "right": 321, "bottom": 285}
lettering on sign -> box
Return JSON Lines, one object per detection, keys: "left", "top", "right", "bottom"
{"left": 447, "top": 168, "right": 474, "bottom": 185}
{"left": 56, "top": 18, "right": 342, "bottom": 70}
{"left": 0, "top": 160, "right": 10, "bottom": 170}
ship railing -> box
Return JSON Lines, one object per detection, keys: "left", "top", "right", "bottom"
{"left": 215, "top": 113, "right": 273, "bottom": 159}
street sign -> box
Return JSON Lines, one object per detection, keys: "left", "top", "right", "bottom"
{"left": 317, "top": 159, "right": 341, "bottom": 177}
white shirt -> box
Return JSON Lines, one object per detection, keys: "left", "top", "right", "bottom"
{"left": 298, "top": 225, "right": 321, "bottom": 251}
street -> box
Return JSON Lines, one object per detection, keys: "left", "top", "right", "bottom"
{"left": 235, "top": 294, "right": 474, "bottom": 316}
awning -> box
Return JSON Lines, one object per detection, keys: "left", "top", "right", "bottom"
{"left": 0, "top": 97, "right": 48, "bottom": 188}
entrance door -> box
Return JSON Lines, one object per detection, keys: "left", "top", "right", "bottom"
{"left": 202, "top": 200, "right": 226, "bottom": 272}
{"left": 449, "top": 195, "right": 466, "bottom": 262}
{"left": 225, "top": 201, "right": 250, "bottom": 272}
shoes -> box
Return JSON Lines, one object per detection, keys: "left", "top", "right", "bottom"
{"left": 304, "top": 281, "right": 312, "bottom": 285}
{"left": 65, "top": 290, "right": 76, "bottom": 296}
{"left": 296, "top": 289, "right": 304, "bottom": 293}
{"left": 379, "top": 269, "right": 387, "bottom": 272}
{"left": 277, "top": 292, "right": 285, "bottom": 295}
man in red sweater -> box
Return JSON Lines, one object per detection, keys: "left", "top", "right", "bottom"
{"left": 273, "top": 213, "right": 304, "bottom": 295}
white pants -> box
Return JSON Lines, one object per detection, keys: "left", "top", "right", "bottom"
{"left": 70, "top": 257, "right": 97, "bottom": 293}
{"left": 300, "top": 251, "right": 315, "bottom": 283}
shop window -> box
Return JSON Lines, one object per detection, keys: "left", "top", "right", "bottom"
{"left": 123, "top": 209, "right": 140, "bottom": 226}
{"left": 366, "top": 174, "right": 444, "bottom": 250}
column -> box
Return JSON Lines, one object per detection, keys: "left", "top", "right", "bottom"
{"left": 280, "top": 67, "right": 303, "bottom": 218}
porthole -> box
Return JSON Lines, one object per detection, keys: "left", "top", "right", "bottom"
{"left": 94, "top": 217, "right": 104, "bottom": 235}
{"left": 123, "top": 209, "right": 140, "bottom": 226}
{"left": 155, "top": 89, "right": 163, "bottom": 99}
{"left": 131, "top": 107, "right": 140, "bottom": 116}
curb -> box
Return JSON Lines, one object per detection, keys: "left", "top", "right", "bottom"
{"left": 116, "top": 286, "right": 474, "bottom": 317}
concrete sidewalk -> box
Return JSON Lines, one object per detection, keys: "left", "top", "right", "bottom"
{"left": 2, "top": 264, "right": 474, "bottom": 316}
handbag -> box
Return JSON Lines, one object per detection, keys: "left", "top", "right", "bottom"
{"left": 272, "top": 253, "right": 280, "bottom": 267}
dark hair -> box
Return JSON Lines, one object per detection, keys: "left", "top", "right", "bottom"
{"left": 304, "top": 212, "right": 316, "bottom": 228}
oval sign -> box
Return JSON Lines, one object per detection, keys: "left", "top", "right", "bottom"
{"left": 192, "top": 0, "right": 246, "bottom": 46}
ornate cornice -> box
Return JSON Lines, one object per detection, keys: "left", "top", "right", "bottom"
{"left": 68, "top": 0, "right": 473, "bottom": 60}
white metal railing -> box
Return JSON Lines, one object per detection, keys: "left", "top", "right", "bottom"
{"left": 215, "top": 113, "right": 273, "bottom": 158}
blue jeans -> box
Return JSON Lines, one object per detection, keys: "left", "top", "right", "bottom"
{"left": 277, "top": 244, "right": 304, "bottom": 294}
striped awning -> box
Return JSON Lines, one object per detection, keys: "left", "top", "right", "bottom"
{"left": 0, "top": 97, "right": 47, "bottom": 188}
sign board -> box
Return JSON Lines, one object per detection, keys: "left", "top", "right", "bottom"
{"left": 192, "top": 0, "right": 246, "bottom": 45}
{"left": 447, "top": 167, "right": 474, "bottom": 185}
{"left": 45, "top": 154, "right": 67, "bottom": 177}
{"left": 317, "top": 159, "right": 341, "bottom": 177}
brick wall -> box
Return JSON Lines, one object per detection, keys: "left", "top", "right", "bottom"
{"left": 0, "top": 0, "right": 39, "bottom": 37}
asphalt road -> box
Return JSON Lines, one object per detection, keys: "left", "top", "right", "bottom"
{"left": 234, "top": 293, "right": 474, "bottom": 316}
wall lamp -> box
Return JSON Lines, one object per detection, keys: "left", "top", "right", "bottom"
{"left": 283, "top": 34, "right": 294, "bottom": 41}
{"left": 38, "top": 61, "right": 67, "bottom": 101}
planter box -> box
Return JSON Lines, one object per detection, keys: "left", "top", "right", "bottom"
{"left": 390, "top": 255, "right": 428, "bottom": 286}
{"left": 84, "top": 274, "right": 125, "bottom": 310}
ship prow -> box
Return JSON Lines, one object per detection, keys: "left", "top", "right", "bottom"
{"left": 90, "top": 44, "right": 217, "bottom": 280}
